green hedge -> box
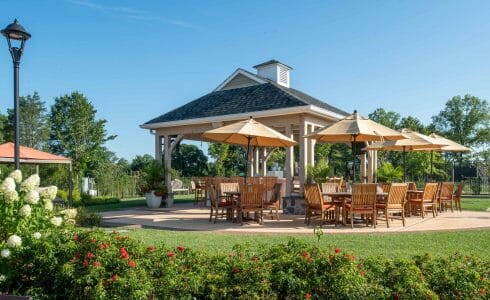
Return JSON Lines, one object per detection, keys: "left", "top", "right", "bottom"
{"left": 80, "top": 196, "right": 120, "bottom": 207}
{"left": 1, "top": 230, "right": 488, "bottom": 299}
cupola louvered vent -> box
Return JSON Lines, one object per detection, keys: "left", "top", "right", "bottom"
{"left": 253, "top": 60, "right": 292, "bottom": 88}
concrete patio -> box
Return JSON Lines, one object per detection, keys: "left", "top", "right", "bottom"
{"left": 101, "top": 203, "right": 490, "bottom": 234}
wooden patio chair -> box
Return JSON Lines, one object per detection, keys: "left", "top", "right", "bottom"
{"left": 304, "top": 184, "right": 336, "bottom": 226}
{"left": 407, "top": 182, "right": 417, "bottom": 191}
{"left": 376, "top": 183, "right": 408, "bottom": 227}
{"left": 321, "top": 182, "right": 340, "bottom": 224}
{"left": 453, "top": 181, "right": 464, "bottom": 212}
{"left": 345, "top": 183, "right": 377, "bottom": 228}
{"left": 237, "top": 184, "right": 264, "bottom": 225}
{"left": 263, "top": 182, "right": 282, "bottom": 221}
{"left": 230, "top": 176, "right": 245, "bottom": 185}
{"left": 192, "top": 178, "right": 206, "bottom": 207}
{"left": 437, "top": 182, "right": 455, "bottom": 212}
{"left": 208, "top": 184, "right": 232, "bottom": 223}
{"left": 378, "top": 182, "right": 391, "bottom": 193}
{"left": 219, "top": 182, "right": 239, "bottom": 202}
{"left": 407, "top": 182, "right": 439, "bottom": 218}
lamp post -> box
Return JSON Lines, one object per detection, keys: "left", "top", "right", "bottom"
{"left": 1, "top": 19, "right": 31, "bottom": 170}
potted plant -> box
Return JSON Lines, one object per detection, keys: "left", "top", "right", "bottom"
{"left": 139, "top": 160, "right": 166, "bottom": 208}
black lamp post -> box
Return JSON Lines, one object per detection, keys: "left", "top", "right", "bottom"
{"left": 1, "top": 19, "right": 31, "bottom": 170}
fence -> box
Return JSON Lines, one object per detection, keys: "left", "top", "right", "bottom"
{"left": 462, "top": 177, "right": 490, "bottom": 196}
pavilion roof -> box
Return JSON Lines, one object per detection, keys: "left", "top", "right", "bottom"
{"left": 0, "top": 142, "right": 71, "bottom": 164}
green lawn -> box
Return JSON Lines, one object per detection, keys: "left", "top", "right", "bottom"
{"left": 462, "top": 197, "right": 490, "bottom": 211}
{"left": 123, "top": 228, "right": 490, "bottom": 259}
{"left": 84, "top": 194, "right": 194, "bottom": 213}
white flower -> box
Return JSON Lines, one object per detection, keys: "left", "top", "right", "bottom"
{"left": 9, "top": 170, "right": 22, "bottom": 184}
{"left": 40, "top": 186, "right": 58, "bottom": 202}
{"left": 66, "top": 219, "right": 76, "bottom": 225}
{"left": 44, "top": 201, "right": 53, "bottom": 211}
{"left": 33, "top": 232, "right": 41, "bottom": 239}
{"left": 61, "top": 208, "right": 77, "bottom": 219}
{"left": 7, "top": 235, "right": 22, "bottom": 248}
{"left": 0, "top": 275, "right": 5, "bottom": 283}
{"left": 3, "top": 190, "right": 19, "bottom": 203}
{"left": 1, "top": 249, "right": 10, "bottom": 258}
{"left": 20, "top": 174, "right": 40, "bottom": 192}
{"left": 1, "top": 177, "right": 16, "bottom": 193}
{"left": 18, "top": 204, "right": 32, "bottom": 217}
{"left": 25, "top": 190, "right": 40, "bottom": 204}
{"left": 50, "top": 216, "right": 62, "bottom": 227}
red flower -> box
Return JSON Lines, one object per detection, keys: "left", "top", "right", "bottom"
{"left": 86, "top": 252, "right": 94, "bottom": 259}
{"left": 305, "top": 293, "right": 312, "bottom": 299}
{"left": 111, "top": 274, "right": 117, "bottom": 281}
{"left": 90, "top": 239, "right": 96, "bottom": 244}
{"left": 480, "top": 289, "right": 486, "bottom": 295}
{"left": 345, "top": 254, "right": 355, "bottom": 260}
{"left": 128, "top": 260, "right": 135, "bottom": 268}
{"left": 252, "top": 257, "right": 260, "bottom": 262}
{"left": 148, "top": 245, "right": 155, "bottom": 252}
{"left": 120, "top": 247, "right": 129, "bottom": 259}
{"left": 307, "top": 257, "right": 313, "bottom": 263}
{"left": 177, "top": 245, "right": 186, "bottom": 252}
{"left": 98, "top": 244, "right": 105, "bottom": 250}
{"left": 94, "top": 261, "right": 101, "bottom": 267}
{"left": 167, "top": 251, "right": 175, "bottom": 257}
{"left": 105, "top": 243, "right": 110, "bottom": 248}
{"left": 393, "top": 292, "right": 399, "bottom": 300}
{"left": 82, "top": 260, "right": 89, "bottom": 266}
{"left": 73, "top": 235, "right": 79, "bottom": 241}
{"left": 116, "top": 236, "right": 122, "bottom": 240}
{"left": 74, "top": 252, "right": 81, "bottom": 259}
{"left": 335, "top": 248, "right": 341, "bottom": 254}
{"left": 357, "top": 263, "right": 363, "bottom": 269}
{"left": 302, "top": 251, "right": 309, "bottom": 258}
{"left": 232, "top": 267, "right": 240, "bottom": 273}
{"left": 112, "top": 230, "right": 119, "bottom": 235}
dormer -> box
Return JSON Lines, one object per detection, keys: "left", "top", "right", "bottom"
{"left": 253, "top": 60, "right": 292, "bottom": 88}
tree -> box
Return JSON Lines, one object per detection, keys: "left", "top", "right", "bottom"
{"left": 368, "top": 108, "right": 401, "bottom": 129}
{"left": 130, "top": 154, "right": 155, "bottom": 172}
{"left": 5, "top": 92, "right": 50, "bottom": 149}
{"left": 49, "top": 92, "right": 116, "bottom": 180}
{"left": 431, "top": 94, "right": 490, "bottom": 147}
{"left": 399, "top": 116, "right": 426, "bottom": 133}
{"left": 172, "top": 144, "right": 208, "bottom": 177}
{"left": 208, "top": 143, "right": 230, "bottom": 176}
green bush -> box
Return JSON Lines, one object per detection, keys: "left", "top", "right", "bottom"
{"left": 75, "top": 207, "right": 103, "bottom": 227}
{"left": 81, "top": 196, "right": 120, "bottom": 206}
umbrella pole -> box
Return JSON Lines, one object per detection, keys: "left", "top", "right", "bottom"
{"left": 430, "top": 150, "right": 434, "bottom": 182}
{"left": 403, "top": 147, "right": 407, "bottom": 182}
{"left": 352, "top": 135, "right": 357, "bottom": 183}
{"left": 245, "top": 136, "right": 251, "bottom": 184}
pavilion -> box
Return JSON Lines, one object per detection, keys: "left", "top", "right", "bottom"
{"left": 141, "top": 60, "right": 378, "bottom": 196}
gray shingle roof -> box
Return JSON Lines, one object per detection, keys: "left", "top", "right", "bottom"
{"left": 144, "top": 81, "right": 348, "bottom": 125}
{"left": 253, "top": 59, "right": 293, "bottom": 70}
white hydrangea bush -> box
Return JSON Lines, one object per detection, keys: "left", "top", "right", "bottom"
{"left": 0, "top": 170, "right": 77, "bottom": 285}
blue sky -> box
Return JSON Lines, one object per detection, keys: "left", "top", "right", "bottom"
{"left": 0, "top": 0, "right": 489, "bottom": 160}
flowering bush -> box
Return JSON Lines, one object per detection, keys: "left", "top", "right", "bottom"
{"left": 0, "top": 170, "right": 77, "bottom": 295}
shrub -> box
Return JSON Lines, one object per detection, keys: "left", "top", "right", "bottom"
{"left": 76, "top": 207, "right": 103, "bottom": 227}
{"left": 81, "top": 196, "right": 120, "bottom": 206}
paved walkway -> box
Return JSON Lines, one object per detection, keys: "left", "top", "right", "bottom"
{"left": 101, "top": 203, "right": 490, "bottom": 234}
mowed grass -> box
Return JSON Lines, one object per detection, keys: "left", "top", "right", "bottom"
{"left": 462, "top": 197, "right": 490, "bottom": 211}
{"left": 124, "top": 228, "right": 490, "bottom": 260}
{"left": 84, "top": 194, "right": 194, "bottom": 213}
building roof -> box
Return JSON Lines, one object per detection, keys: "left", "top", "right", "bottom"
{"left": 253, "top": 59, "right": 293, "bottom": 70}
{"left": 0, "top": 142, "right": 71, "bottom": 164}
{"left": 144, "top": 81, "right": 349, "bottom": 125}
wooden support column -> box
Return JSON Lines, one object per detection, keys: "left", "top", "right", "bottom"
{"left": 299, "top": 119, "right": 308, "bottom": 194}
{"left": 373, "top": 150, "right": 378, "bottom": 183}
{"left": 254, "top": 147, "right": 260, "bottom": 177}
{"left": 163, "top": 135, "right": 172, "bottom": 196}
{"left": 155, "top": 133, "right": 163, "bottom": 164}
{"left": 360, "top": 152, "right": 367, "bottom": 183}
{"left": 307, "top": 124, "right": 316, "bottom": 166}
{"left": 285, "top": 125, "right": 294, "bottom": 196}
{"left": 261, "top": 147, "right": 267, "bottom": 176}
{"left": 367, "top": 149, "right": 374, "bottom": 183}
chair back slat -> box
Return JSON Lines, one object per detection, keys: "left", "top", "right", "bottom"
{"left": 352, "top": 183, "right": 377, "bottom": 206}
{"left": 207, "top": 184, "right": 218, "bottom": 206}
{"left": 387, "top": 183, "right": 408, "bottom": 205}
{"left": 422, "top": 183, "right": 439, "bottom": 202}
{"left": 439, "top": 182, "right": 455, "bottom": 199}
{"left": 454, "top": 181, "right": 464, "bottom": 198}
{"left": 231, "top": 176, "right": 245, "bottom": 185}
{"left": 321, "top": 182, "right": 338, "bottom": 193}
{"left": 268, "top": 183, "right": 282, "bottom": 204}
{"left": 379, "top": 182, "right": 391, "bottom": 193}
{"left": 262, "top": 176, "right": 277, "bottom": 192}
{"left": 219, "top": 182, "right": 239, "bottom": 198}
{"left": 407, "top": 182, "right": 417, "bottom": 191}
{"left": 239, "top": 184, "right": 263, "bottom": 208}
{"left": 247, "top": 177, "right": 261, "bottom": 185}
{"left": 304, "top": 184, "right": 323, "bottom": 207}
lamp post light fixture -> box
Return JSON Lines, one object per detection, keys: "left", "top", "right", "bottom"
{"left": 1, "top": 19, "right": 31, "bottom": 170}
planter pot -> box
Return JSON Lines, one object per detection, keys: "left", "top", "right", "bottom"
{"left": 145, "top": 191, "right": 162, "bottom": 208}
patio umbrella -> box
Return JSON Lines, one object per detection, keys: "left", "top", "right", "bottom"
{"left": 416, "top": 133, "right": 471, "bottom": 181}
{"left": 304, "top": 110, "right": 405, "bottom": 181}
{"left": 363, "top": 129, "right": 446, "bottom": 181}
{"left": 202, "top": 117, "right": 297, "bottom": 180}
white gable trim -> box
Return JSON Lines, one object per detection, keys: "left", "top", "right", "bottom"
{"left": 214, "top": 68, "right": 266, "bottom": 91}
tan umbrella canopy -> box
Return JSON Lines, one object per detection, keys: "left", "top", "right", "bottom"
{"left": 305, "top": 110, "right": 405, "bottom": 181}
{"left": 202, "top": 117, "right": 297, "bottom": 179}
{"left": 363, "top": 129, "right": 447, "bottom": 181}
